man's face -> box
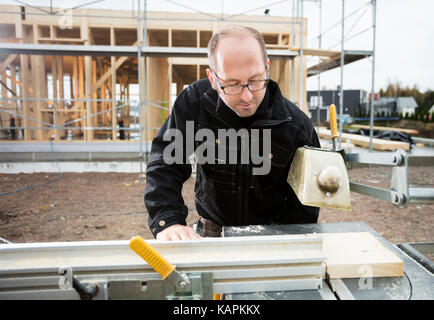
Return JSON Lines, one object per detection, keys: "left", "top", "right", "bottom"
{"left": 207, "top": 36, "right": 270, "bottom": 118}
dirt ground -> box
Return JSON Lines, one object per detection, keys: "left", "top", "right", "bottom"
{"left": 0, "top": 166, "right": 433, "bottom": 251}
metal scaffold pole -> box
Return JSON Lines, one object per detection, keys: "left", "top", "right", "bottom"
{"left": 316, "top": 0, "right": 322, "bottom": 133}
{"left": 290, "top": 0, "right": 296, "bottom": 101}
{"left": 339, "top": 0, "right": 345, "bottom": 148}
{"left": 143, "top": 0, "right": 149, "bottom": 168}
{"left": 137, "top": 0, "right": 143, "bottom": 181}
{"left": 298, "top": 0, "right": 304, "bottom": 111}
{"left": 369, "top": 0, "right": 377, "bottom": 153}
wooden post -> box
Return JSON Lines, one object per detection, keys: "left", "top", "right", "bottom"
{"left": 10, "top": 66, "right": 17, "bottom": 112}
{"left": 51, "top": 56, "right": 60, "bottom": 140}
{"left": 101, "top": 65, "right": 107, "bottom": 125}
{"left": 57, "top": 56, "right": 65, "bottom": 139}
{"left": 110, "top": 26, "right": 118, "bottom": 141}
{"left": 0, "top": 73, "right": 6, "bottom": 138}
{"left": 19, "top": 54, "right": 31, "bottom": 140}
{"left": 72, "top": 57, "right": 79, "bottom": 132}
{"left": 78, "top": 56, "right": 85, "bottom": 139}
{"left": 168, "top": 61, "right": 173, "bottom": 113}
{"left": 31, "top": 25, "right": 45, "bottom": 141}
{"left": 147, "top": 57, "right": 169, "bottom": 140}
{"left": 92, "top": 59, "right": 97, "bottom": 128}
{"left": 85, "top": 56, "right": 94, "bottom": 141}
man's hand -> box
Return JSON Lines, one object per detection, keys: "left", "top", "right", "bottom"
{"left": 156, "top": 224, "right": 201, "bottom": 241}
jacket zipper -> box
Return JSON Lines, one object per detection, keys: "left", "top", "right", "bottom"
{"left": 203, "top": 92, "right": 290, "bottom": 225}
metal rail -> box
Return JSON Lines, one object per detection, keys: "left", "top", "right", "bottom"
{"left": 346, "top": 149, "right": 434, "bottom": 205}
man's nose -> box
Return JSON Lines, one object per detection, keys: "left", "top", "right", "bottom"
{"left": 240, "top": 85, "right": 253, "bottom": 102}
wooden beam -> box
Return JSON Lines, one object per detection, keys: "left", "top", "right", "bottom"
{"left": 18, "top": 22, "right": 31, "bottom": 140}
{"left": 0, "top": 54, "right": 17, "bottom": 74}
{"left": 67, "top": 42, "right": 136, "bottom": 113}
{"left": 101, "top": 64, "right": 108, "bottom": 125}
{"left": 350, "top": 124, "right": 418, "bottom": 135}
{"left": 31, "top": 25, "right": 44, "bottom": 141}
{"left": 57, "top": 56, "right": 65, "bottom": 140}
{"left": 318, "top": 128, "right": 410, "bottom": 151}
{"left": 111, "top": 27, "right": 118, "bottom": 141}
{"left": 85, "top": 55, "right": 94, "bottom": 140}
{"left": 51, "top": 56, "right": 60, "bottom": 140}
{"left": 92, "top": 59, "right": 97, "bottom": 127}
{"left": 92, "top": 46, "right": 135, "bottom": 94}
{"left": 291, "top": 48, "right": 340, "bottom": 57}
{"left": 78, "top": 56, "right": 85, "bottom": 138}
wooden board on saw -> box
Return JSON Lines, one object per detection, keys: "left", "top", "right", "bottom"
{"left": 314, "top": 232, "right": 404, "bottom": 279}
{"left": 318, "top": 128, "right": 410, "bottom": 151}
{"left": 350, "top": 124, "right": 418, "bottom": 135}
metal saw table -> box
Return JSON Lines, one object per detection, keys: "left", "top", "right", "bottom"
{"left": 222, "top": 222, "right": 434, "bottom": 300}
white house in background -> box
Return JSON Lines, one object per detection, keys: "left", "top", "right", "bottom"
{"left": 375, "top": 97, "right": 418, "bottom": 116}
{"left": 429, "top": 104, "right": 434, "bottom": 114}
{"left": 397, "top": 97, "right": 418, "bottom": 116}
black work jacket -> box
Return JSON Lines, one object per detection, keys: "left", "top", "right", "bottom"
{"left": 145, "top": 79, "right": 320, "bottom": 237}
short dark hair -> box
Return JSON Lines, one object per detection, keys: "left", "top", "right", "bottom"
{"left": 207, "top": 25, "right": 269, "bottom": 72}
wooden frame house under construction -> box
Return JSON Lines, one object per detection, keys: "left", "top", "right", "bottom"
{"left": 0, "top": 4, "right": 370, "bottom": 143}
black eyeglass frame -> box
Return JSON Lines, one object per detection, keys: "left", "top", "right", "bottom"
{"left": 212, "top": 68, "right": 269, "bottom": 95}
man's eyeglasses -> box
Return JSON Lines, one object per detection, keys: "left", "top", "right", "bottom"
{"left": 213, "top": 69, "right": 269, "bottom": 95}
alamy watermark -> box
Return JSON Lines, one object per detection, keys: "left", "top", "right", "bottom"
{"left": 162, "top": 121, "right": 272, "bottom": 175}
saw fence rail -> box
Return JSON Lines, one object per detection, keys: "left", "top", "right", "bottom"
{"left": 0, "top": 231, "right": 407, "bottom": 300}
{"left": 0, "top": 235, "right": 325, "bottom": 299}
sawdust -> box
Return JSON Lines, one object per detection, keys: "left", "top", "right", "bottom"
{"left": 0, "top": 167, "right": 432, "bottom": 258}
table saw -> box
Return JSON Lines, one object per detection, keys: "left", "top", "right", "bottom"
{"left": 0, "top": 222, "right": 432, "bottom": 300}
{"left": 1, "top": 105, "right": 433, "bottom": 300}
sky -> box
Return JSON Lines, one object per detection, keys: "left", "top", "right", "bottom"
{"left": 2, "top": 0, "right": 434, "bottom": 93}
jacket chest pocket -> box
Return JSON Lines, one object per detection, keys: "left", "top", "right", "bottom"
{"left": 250, "top": 141, "right": 294, "bottom": 191}
{"left": 195, "top": 123, "right": 237, "bottom": 193}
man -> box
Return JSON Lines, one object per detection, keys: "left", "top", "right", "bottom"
{"left": 144, "top": 25, "right": 320, "bottom": 241}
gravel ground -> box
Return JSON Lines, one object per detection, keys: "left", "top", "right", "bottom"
{"left": 0, "top": 166, "right": 432, "bottom": 252}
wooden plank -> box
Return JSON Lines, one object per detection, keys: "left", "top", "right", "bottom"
{"left": 318, "top": 232, "right": 404, "bottom": 279}
{"left": 110, "top": 27, "right": 118, "bottom": 141}
{"left": 291, "top": 47, "right": 340, "bottom": 57}
{"left": 318, "top": 128, "right": 410, "bottom": 151}
{"left": 350, "top": 124, "right": 418, "bottom": 135}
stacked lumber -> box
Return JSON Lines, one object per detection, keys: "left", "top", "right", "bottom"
{"left": 350, "top": 124, "right": 418, "bottom": 135}
{"left": 318, "top": 128, "right": 410, "bottom": 151}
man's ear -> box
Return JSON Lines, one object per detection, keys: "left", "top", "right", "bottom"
{"left": 206, "top": 68, "right": 217, "bottom": 90}
{"left": 266, "top": 59, "right": 270, "bottom": 77}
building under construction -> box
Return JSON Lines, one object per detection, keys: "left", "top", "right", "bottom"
{"left": 0, "top": 3, "right": 374, "bottom": 145}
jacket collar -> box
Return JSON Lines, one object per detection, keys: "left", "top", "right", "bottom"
{"left": 203, "top": 79, "right": 291, "bottom": 128}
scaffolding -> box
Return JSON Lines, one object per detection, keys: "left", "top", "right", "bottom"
{"left": 0, "top": 0, "right": 377, "bottom": 175}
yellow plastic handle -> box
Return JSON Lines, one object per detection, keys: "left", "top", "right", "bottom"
{"left": 129, "top": 236, "right": 175, "bottom": 280}
{"left": 329, "top": 104, "right": 338, "bottom": 139}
